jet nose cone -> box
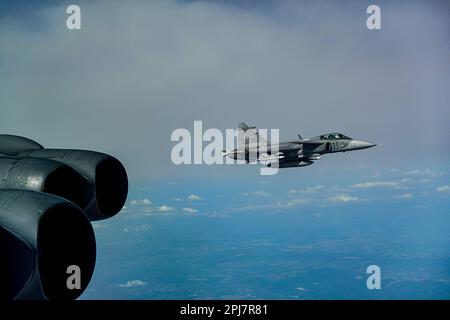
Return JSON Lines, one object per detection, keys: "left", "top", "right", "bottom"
{"left": 352, "top": 140, "right": 376, "bottom": 150}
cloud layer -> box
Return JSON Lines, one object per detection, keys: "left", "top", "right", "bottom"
{"left": 118, "top": 280, "right": 147, "bottom": 288}
{"left": 1, "top": 0, "right": 448, "bottom": 180}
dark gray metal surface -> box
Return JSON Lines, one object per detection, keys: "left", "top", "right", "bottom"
{"left": 0, "top": 189, "right": 96, "bottom": 300}
{"left": 0, "top": 135, "right": 43, "bottom": 156}
{"left": 0, "top": 135, "right": 128, "bottom": 300}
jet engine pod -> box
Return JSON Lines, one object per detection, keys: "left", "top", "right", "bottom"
{"left": 0, "top": 190, "right": 96, "bottom": 300}
{"left": 0, "top": 157, "right": 91, "bottom": 210}
{"left": 17, "top": 149, "right": 128, "bottom": 221}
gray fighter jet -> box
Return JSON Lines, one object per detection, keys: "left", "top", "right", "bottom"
{"left": 223, "top": 123, "right": 376, "bottom": 168}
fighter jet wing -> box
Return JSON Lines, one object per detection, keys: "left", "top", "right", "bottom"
{"left": 266, "top": 149, "right": 318, "bottom": 168}
{"left": 257, "top": 152, "right": 285, "bottom": 163}
{"left": 290, "top": 140, "right": 325, "bottom": 157}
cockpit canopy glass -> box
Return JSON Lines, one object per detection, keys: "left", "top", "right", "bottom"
{"left": 320, "top": 133, "right": 351, "bottom": 140}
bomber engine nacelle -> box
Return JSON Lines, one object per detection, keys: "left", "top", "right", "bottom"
{"left": 0, "top": 190, "right": 96, "bottom": 300}
{"left": 0, "top": 157, "right": 91, "bottom": 210}
{"left": 0, "top": 135, "right": 128, "bottom": 300}
{"left": 15, "top": 149, "right": 128, "bottom": 221}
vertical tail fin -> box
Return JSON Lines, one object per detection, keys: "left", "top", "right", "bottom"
{"left": 238, "top": 122, "right": 256, "bottom": 131}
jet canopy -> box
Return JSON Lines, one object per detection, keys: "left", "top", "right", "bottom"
{"left": 320, "top": 133, "right": 351, "bottom": 140}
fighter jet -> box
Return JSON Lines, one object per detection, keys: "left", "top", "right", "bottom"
{"left": 223, "top": 123, "right": 376, "bottom": 168}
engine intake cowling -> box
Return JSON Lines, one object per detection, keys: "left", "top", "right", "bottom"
{"left": 0, "top": 157, "right": 91, "bottom": 210}
{"left": 18, "top": 149, "right": 128, "bottom": 221}
{"left": 0, "top": 190, "right": 96, "bottom": 300}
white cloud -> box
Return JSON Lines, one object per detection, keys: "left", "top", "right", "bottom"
{"left": 351, "top": 181, "right": 398, "bottom": 189}
{"left": 403, "top": 170, "right": 420, "bottom": 175}
{"left": 313, "top": 212, "right": 322, "bottom": 218}
{"left": 158, "top": 205, "right": 174, "bottom": 212}
{"left": 330, "top": 194, "right": 359, "bottom": 202}
{"left": 253, "top": 191, "right": 271, "bottom": 197}
{"left": 436, "top": 185, "right": 450, "bottom": 193}
{"left": 187, "top": 194, "right": 202, "bottom": 201}
{"left": 233, "top": 198, "right": 309, "bottom": 212}
{"left": 130, "top": 198, "right": 152, "bottom": 205}
{"left": 1, "top": 1, "right": 448, "bottom": 179}
{"left": 118, "top": 280, "right": 147, "bottom": 288}
{"left": 289, "top": 185, "right": 325, "bottom": 194}
{"left": 393, "top": 193, "right": 412, "bottom": 199}
{"left": 183, "top": 207, "right": 198, "bottom": 213}
{"left": 392, "top": 169, "right": 448, "bottom": 178}
{"left": 92, "top": 223, "right": 107, "bottom": 230}
{"left": 287, "top": 198, "right": 308, "bottom": 206}
{"left": 134, "top": 224, "right": 151, "bottom": 231}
